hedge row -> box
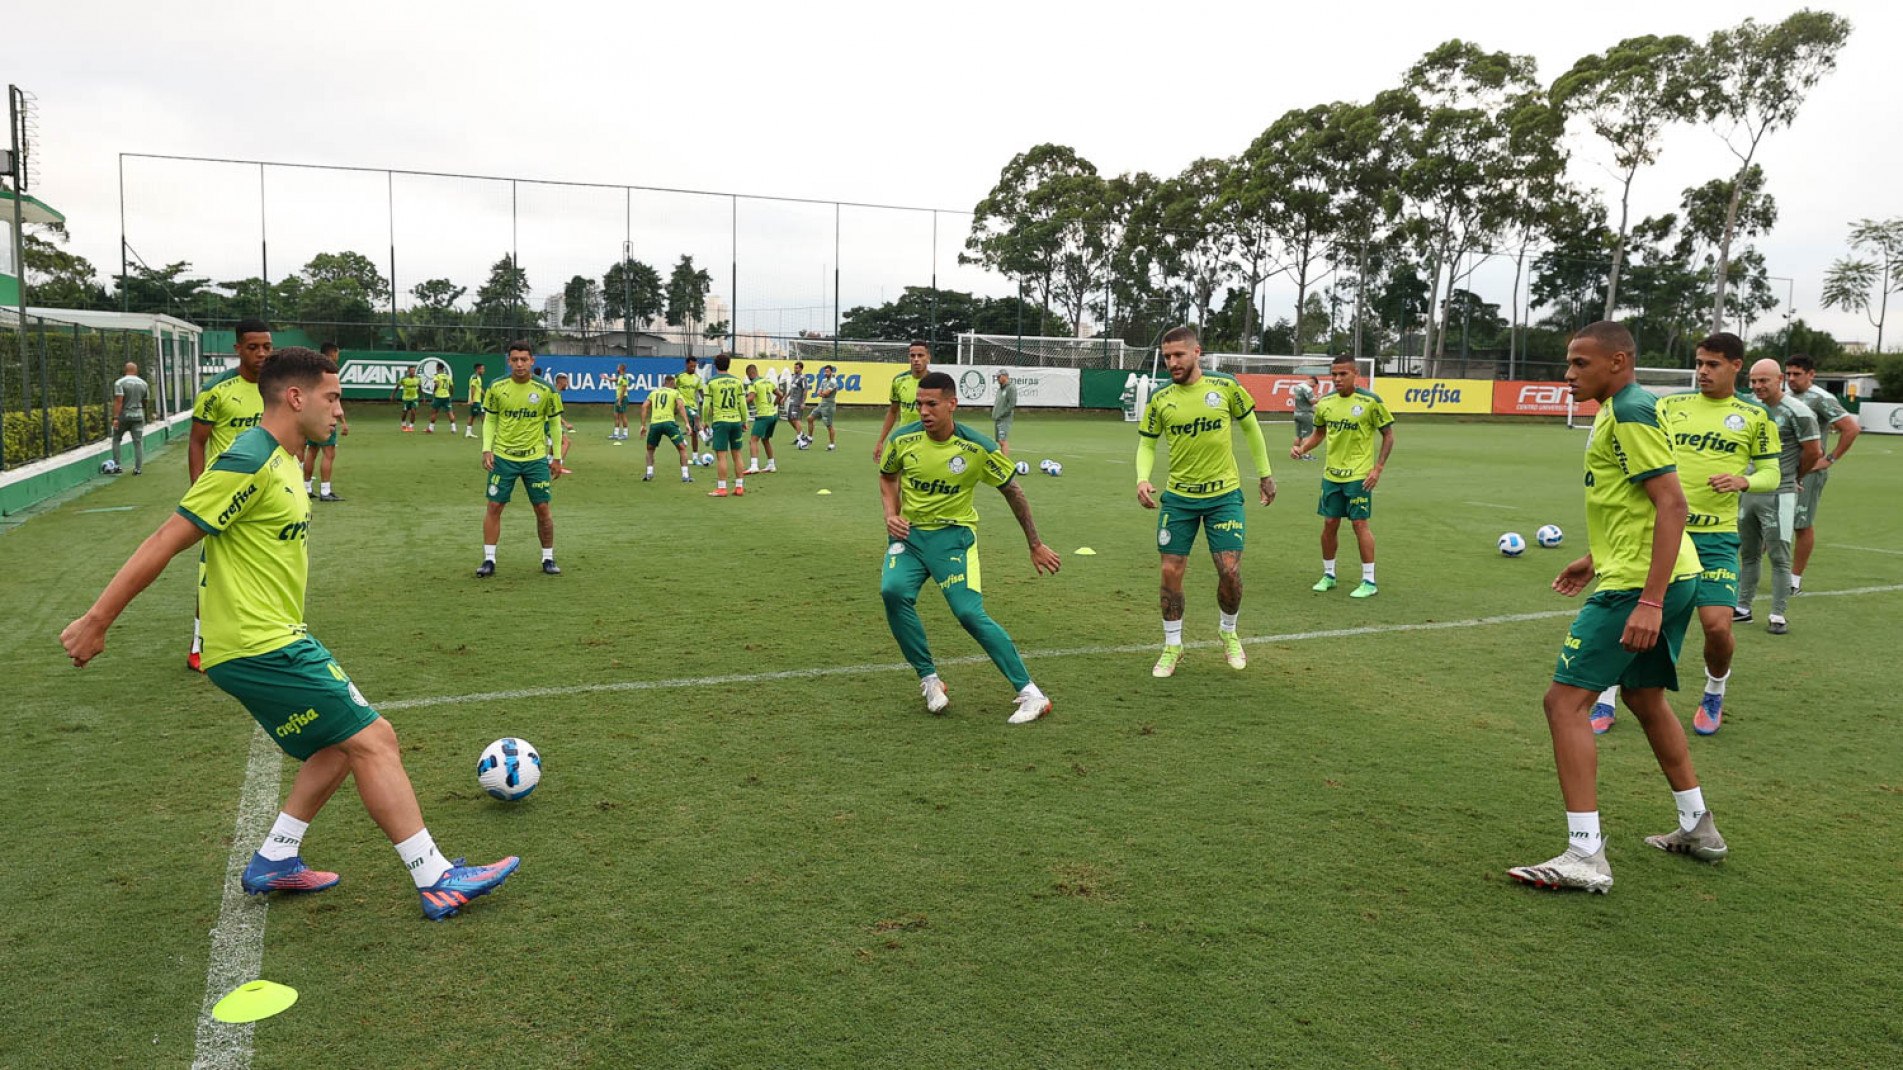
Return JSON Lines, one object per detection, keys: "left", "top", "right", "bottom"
{"left": 3, "top": 406, "right": 113, "bottom": 468}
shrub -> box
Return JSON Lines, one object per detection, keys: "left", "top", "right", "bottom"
{"left": 2, "top": 406, "right": 111, "bottom": 467}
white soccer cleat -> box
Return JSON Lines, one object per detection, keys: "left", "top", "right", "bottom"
{"left": 920, "top": 675, "right": 950, "bottom": 714}
{"left": 1508, "top": 846, "right": 1613, "bottom": 894}
{"left": 1220, "top": 632, "right": 1247, "bottom": 670}
{"left": 1007, "top": 691, "right": 1051, "bottom": 725}
{"left": 1152, "top": 644, "right": 1185, "bottom": 678}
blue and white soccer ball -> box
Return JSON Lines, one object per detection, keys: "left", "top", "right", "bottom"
{"left": 1015, "top": 460, "right": 1030, "bottom": 476}
{"left": 1536, "top": 524, "right": 1564, "bottom": 549}
{"left": 1047, "top": 461, "right": 1063, "bottom": 476}
{"left": 99, "top": 459, "right": 122, "bottom": 475}
{"left": 1498, "top": 532, "right": 1527, "bottom": 557}
{"left": 700, "top": 452, "right": 716, "bottom": 467}
{"left": 1039, "top": 459, "right": 1055, "bottom": 473}
{"left": 477, "top": 737, "right": 541, "bottom": 802}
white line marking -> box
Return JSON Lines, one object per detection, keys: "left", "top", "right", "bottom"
{"left": 192, "top": 727, "right": 283, "bottom": 1070}
{"left": 380, "top": 584, "right": 1903, "bottom": 713}
{"left": 1829, "top": 543, "right": 1903, "bottom": 557}
{"left": 1465, "top": 501, "right": 1519, "bottom": 511}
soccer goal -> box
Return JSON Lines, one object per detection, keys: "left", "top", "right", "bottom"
{"left": 1566, "top": 366, "right": 1697, "bottom": 429}
{"left": 954, "top": 333, "right": 1147, "bottom": 371}
{"left": 787, "top": 339, "right": 914, "bottom": 365}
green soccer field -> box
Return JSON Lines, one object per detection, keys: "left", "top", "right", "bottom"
{"left": 4, "top": 406, "right": 1900, "bottom": 1068}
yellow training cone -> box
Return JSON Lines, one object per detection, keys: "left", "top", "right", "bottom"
{"left": 817, "top": 489, "right": 832, "bottom": 495}
{"left": 1074, "top": 547, "right": 1097, "bottom": 555}
{"left": 211, "top": 980, "right": 298, "bottom": 1023}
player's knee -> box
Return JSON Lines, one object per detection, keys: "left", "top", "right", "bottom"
{"left": 950, "top": 603, "right": 993, "bottom": 633}
{"left": 880, "top": 584, "right": 915, "bottom": 611}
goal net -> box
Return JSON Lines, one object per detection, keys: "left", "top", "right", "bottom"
{"left": 955, "top": 333, "right": 1148, "bottom": 371}
{"left": 1566, "top": 366, "right": 1698, "bottom": 428}
{"left": 786, "top": 339, "right": 914, "bottom": 365}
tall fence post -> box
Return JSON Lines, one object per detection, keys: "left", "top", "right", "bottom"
{"left": 37, "top": 319, "right": 53, "bottom": 459}
{"left": 72, "top": 322, "right": 84, "bottom": 446}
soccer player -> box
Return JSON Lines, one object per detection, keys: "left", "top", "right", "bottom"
{"left": 676, "top": 356, "right": 705, "bottom": 456}
{"left": 187, "top": 319, "right": 271, "bottom": 672}
{"left": 1507, "top": 321, "right": 1725, "bottom": 895}
{"left": 1594, "top": 332, "right": 1779, "bottom": 737}
{"left": 1784, "top": 354, "right": 1860, "bottom": 594}
{"left": 873, "top": 340, "right": 931, "bottom": 461}
{"left": 702, "top": 353, "right": 751, "bottom": 497}
{"left": 1292, "top": 355, "right": 1394, "bottom": 598}
{"left": 806, "top": 364, "right": 840, "bottom": 451}
{"left": 744, "top": 363, "right": 784, "bottom": 475}
{"left": 465, "top": 362, "right": 487, "bottom": 439}
{"left": 301, "top": 344, "right": 350, "bottom": 502}
{"left": 1135, "top": 326, "right": 1276, "bottom": 677}
{"left": 784, "top": 361, "right": 810, "bottom": 448}
{"left": 1736, "top": 359, "right": 1821, "bottom": 635}
{"left": 478, "top": 343, "right": 565, "bottom": 576}
{"left": 392, "top": 365, "right": 420, "bottom": 431}
{"left": 641, "top": 374, "right": 693, "bottom": 483}
{"left": 60, "top": 346, "right": 521, "bottom": 920}
{"left": 110, "top": 361, "right": 149, "bottom": 474}
{"left": 426, "top": 364, "right": 456, "bottom": 434}
{"left": 611, "top": 362, "right": 633, "bottom": 442}
{"left": 992, "top": 369, "right": 1018, "bottom": 454}
{"left": 1290, "top": 375, "right": 1320, "bottom": 459}
{"left": 880, "top": 370, "right": 1062, "bottom": 724}
{"left": 549, "top": 373, "right": 579, "bottom": 474}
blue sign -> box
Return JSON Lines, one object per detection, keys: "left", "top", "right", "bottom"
{"left": 530, "top": 356, "right": 696, "bottom": 403}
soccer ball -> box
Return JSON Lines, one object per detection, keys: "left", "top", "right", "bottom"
{"left": 1047, "top": 462, "right": 1063, "bottom": 476}
{"left": 1536, "top": 524, "right": 1564, "bottom": 549}
{"left": 476, "top": 737, "right": 541, "bottom": 801}
{"left": 700, "top": 452, "right": 715, "bottom": 467}
{"left": 1039, "top": 459, "right": 1055, "bottom": 473}
{"left": 1498, "top": 532, "right": 1527, "bottom": 557}
{"left": 99, "top": 459, "right": 122, "bottom": 475}
{"left": 797, "top": 435, "right": 811, "bottom": 450}
{"left": 1015, "top": 461, "right": 1030, "bottom": 476}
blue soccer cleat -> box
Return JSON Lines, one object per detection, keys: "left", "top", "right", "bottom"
{"left": 419, "top": 856, "right": 521, "bottom": 920}
{"left": 1589, "top": 701, "right": 1616, "bottom": 735}
{"left": 241, "top": 853, "right": 341, "bottom": 896}
{"left": 1694, "top": 692, "right": 1724, "bottom": 735}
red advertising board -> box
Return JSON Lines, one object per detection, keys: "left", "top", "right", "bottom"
{"left": 1236, "top": 374, "right": 1336, "bottom": 410}
{"left": 1494, "top": 380, "right": 1595, "bottom": 417}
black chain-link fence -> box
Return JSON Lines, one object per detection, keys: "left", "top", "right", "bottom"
{"left": 1, "top": 314, "right": 197, "bottom": 470}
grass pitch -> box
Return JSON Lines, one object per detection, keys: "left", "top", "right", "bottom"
{"left": 4, "top": 406, "right": 1900, "bottom": 1068}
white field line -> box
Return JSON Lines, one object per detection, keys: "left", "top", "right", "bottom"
{"left": 200, "top": 580, "right": 1903, "bottom": 1066}
{"left": 1829, "top": 544, "right": 1903, "bottom": 557}
{"left": 380, "top": 583, "right": 1903, "bottom": 713}
{"left": 1465, "top": 501, "right": 1520, "bottom": 510}
{"left": 191, "top": 727, "right": 283, "bottom": 1070}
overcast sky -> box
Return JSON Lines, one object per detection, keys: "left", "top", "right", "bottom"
{"left": 10, "top": 0, "right": 1897, "bottom": 346}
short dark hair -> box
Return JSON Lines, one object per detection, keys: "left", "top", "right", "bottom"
{"left": 714, "top": 353, "right": 732, "bottom": 372}
{"left": 1160, "top": 325, "right": 1199, "bottom": 346}
{"left": 474, "top": 363, "right": 485, "bottom": 371}
{"left": 507, "top": 341, "right": 534, "bottom": 356}
{"left": 909, "top": 339, "right": 931, "bottom": 353}
{"left": 918, "top": 370, "right": 956, "bottom": 395}
{"left": 1695, "top": 332, "right": 1745, "bottom": 363}
{"left": 259, "top": 346, "right": 336, "bottom": 403}
{"left": 234, "top": 319, "right": 272, "bottom": 340}
{"left": 319, "top": 341, "right": 341, "bottom": 356}
{"left": 1572, "top": 320, "right": 1636, "bottom": 358}
{"left": 746, "top": 363, "right": 759, "bottom": 376}
{"left": 1330, "top": 354, "right": 1356, "bottom": 367}
{"left": 793, "top": 361, "right": 804, "bottom": 369}
{"left": 684, "top": 356, "right": 698, "bottom": 366}
{"left": 1786, "top": 354, "right": 1817, "bottom": 372}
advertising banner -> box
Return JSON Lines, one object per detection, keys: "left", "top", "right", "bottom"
{"left": 1381, "top": 378, "right": 1494, "bottom": 414}
{"left": 1493, "top": 380, "right": 1596, "bottom": 418}
{"left": 945, "top": 365, "right": 1082, "bottom": 408}
{"left": 1855, "top": 400, "right": 1903, "bottom": 434}
{"left": 1235, "top": 374, "right": 1339, "bottom": 413}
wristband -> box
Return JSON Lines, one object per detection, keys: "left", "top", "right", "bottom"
{"left": 1637, "top": 598, "right": 1664, "bottom": 609}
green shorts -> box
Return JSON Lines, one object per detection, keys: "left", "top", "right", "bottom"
{"left": 994, "top": 415, "right": 1014, "bottom": 441}
{"left": 305, "top": 428, "right": 338, "bottom": 449}
{"left": 401, "top": 399, "right": 418, "bottom": 411}
{"left": 469, "top": 402, "right": 484, "bottom": 416}
{"left": 1318, "top": 478, "right": 1372, "bottom": 520}
{"left": 205, "top": 636, "right": 380, "bottom": 761}
{"left": 751, "top": 415, "right": 779, "bottom": 440}
{"left": 614, "top": 399, "right": 630, "bottom": 414}
{"left": 1294, "top": 413, "right": 1315, "bottom": 440}
{"left": 1795, "top": 467, "right": 1828, "bottom": 530}
{"left": 815, "top": 404, "right": 836, "bottom": 428}
{"left": 1157, "top": 489, "right": 1246, "bottom": 556}
{"left": 647, "top": 421, "right": 685, "bottom": 448}
{"left": 711, "top": 421, "right": 746, "bottom": 451}
{"left": 432, "top": 397, "right": 451, "bottom": 411}
{"left": 1552, "top": 577, "right": 1698, "bottom": 692}
{"left": 487, "top": 455, "right": 553, "bottom": 505}
{"left": 1690, "top": 531, "right": 1741, "bottom": 609}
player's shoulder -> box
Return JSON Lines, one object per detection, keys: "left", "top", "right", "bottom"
{"left": 951, "top": 423, "right": 1001, "bottom": 453}
{"left": 208, "top": 426, "right": 277, "bottom": 475}
{"left": 1783, "top": 394, "right": 1817, "bottom": 419}
{"left": 1608, "top": 382, "right": 1660, "bottom": 426}
{"left": 197, "top": 368, "right": 240, "bottom": 396}
{"left": 892, "top": 419, "right": 925, "bottom": 438}
{"left": 1353, "top": 387, "right": 1385, "bottom": 405}
{"left": 1202, "top": 370, "right": 1240, "bottom": 386}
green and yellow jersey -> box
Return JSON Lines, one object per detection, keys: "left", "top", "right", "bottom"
{"left": 397, "top": 375, "right": 421, "bottom": 401}
{"left": 705, "top": 373, "right": 749, "bottom": 424}
{"left": 748, "top": 377, "right": 778, "bottom": 418}
{"left": 432, "top": 372, "right": 452, "bottom": 399}
{"left": 1583, "top": 382, "right": 1702, "bottom": 592}
{"left": 481, "top": 376, "right": 564, "bottom": 461}
{"left": 1138, "top": 372, "right": 1259, "bottom": 498}
{"left": 1656, "top": 391, "right": 1780, "bottom": 533}
{"left": 175, "top": 426, "right": 312, "bottom": 669}
{"left": 614, "top": 374, "right": 632, "bottom": 403}
{"left": 1311, "top": 387, "right": 1394, "bottom": 483}
{"left": 880, "top": 421, "right": 1016, "bottom": 529}
{"left": 192, "top": 370, "right": 265, "bottom": 466}
{"left": 467, "top": 373, "right": 485, "bottom": 405}
{"left": 676, "top": 371, "right": 703, "bottom": 412}
{"left": 891, "top": 370, "right": 924, "bottom": 419}
{"left": 647, "top": 386, "right": 683, "bottom": 425}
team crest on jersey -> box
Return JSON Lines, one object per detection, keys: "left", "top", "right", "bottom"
{"left": 1204, "top": 391, "right": 1223, "bottom": 409}
{"left": 947, "top": 455, "right": 967, "bottom": 475}
{"left": 527, "top": 391, "right": 541, "bottom": 404}
{"left": 1351, "top": 404, "right": 1365, "bottom": 416}
{"left": 1724, "top": 413, "right": 1746, "bottom": 431}
{"left": 1158, "top": 529, "right": 1172, "bottom": 546}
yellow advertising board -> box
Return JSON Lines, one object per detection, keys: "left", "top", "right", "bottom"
{"left": 756, "top": 360, "right": 917, "bottom": 406}
{"left": 1381, "top": 378, "right": 1495, "bottom": 415}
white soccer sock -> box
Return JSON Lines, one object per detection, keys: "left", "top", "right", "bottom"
{"left": 645, "top": 465, "right": 654, "bottom": 476}
{"left": 680, "top": 466, "right": 690, "bottom": 479}
{"left": 1672, "top": 787, "right": 1708, "bottom": 832}
{"left": 1566, "top": 810, "right": 1603, "bottom": 856}
{"left": 1791, "top": 573, "right": 1803, "bottom": 590}
{"left": 1705, "top": 670, "right": 1729, "bottom": 698}
{"left": 1769, "top": 612, "right": 1787, "bottom": 625}
{"left": 736, "top": 477, "right": 745, "bottom": 489}
{"left": 320, "top": 482, "right": 332, "bottom": 496}
{"left": 542, "top": 547, "right": 555, "bottom": 562}
{"left": 1219, "top": 611, "right": 1239, "bottom": 633}
{"left": 482, "top": 544, "right": 497, "bottom": 562}
{"left": 191, "top": 617, "right": 202, "bottom": 655}
{"left": 1597, "top": 685, "right": 1620, "bottom": 709}
{"left": 718, "top": 480, "right": 727, "bottom": 490}
{"left": 1323, "top": 558, "right": 1337, "bottom": 577}
{"left": 1362, "top": 563, "right": 1376, "bottom": 584}
{"left": 1018, "top": 682, "right": 1045, "bottom": 700}
{"left": 1163, "top": 619, "right": 1183, "bottom": 646}
{"left": 257, "top": 812, "right": 308, "bottom": 862}
{"left": 305, "top": 479, "right": 314, "bottom": 493}
{"left": 450, "top": 423, "right": 457, "bottom": 433}
{"left": 395, "top": 828, "right": 451, "bottom": 888}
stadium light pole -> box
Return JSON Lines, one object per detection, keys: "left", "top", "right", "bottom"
{"left": 387, "top": 170, "right": 398, "bottom": 349}
{"left": 258, "top": 163, "right": 269, "bottom": 320}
